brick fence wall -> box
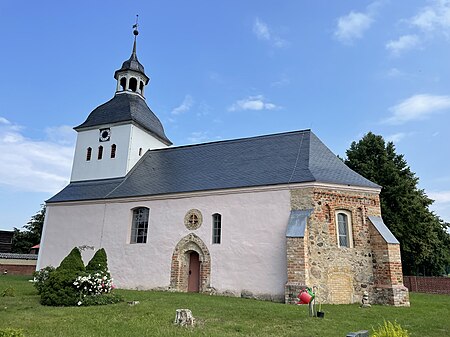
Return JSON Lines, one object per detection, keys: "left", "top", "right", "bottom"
{"left": 403, "top": 276, "right": 450, "bottom": 294}
{"left": 0, "top": 253, "right": 38, "bottom": 276}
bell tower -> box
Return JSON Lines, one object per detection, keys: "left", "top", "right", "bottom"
{"left": 70, "top": 22, "right": 172, "bottom": 182}
{"left": 114, "top": 25, "right": 149, "bottom": 98}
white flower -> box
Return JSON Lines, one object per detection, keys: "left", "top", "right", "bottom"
{"left": 77, "top": 301, "right": 82, "bottom": 306}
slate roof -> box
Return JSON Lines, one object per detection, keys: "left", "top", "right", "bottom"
{"left": 368, "top": 216, "right": 399, "bottom": 244}
{"left": 47, "top": 130, "right": 380, "bottom": 203}
{"left": 74, "top": 93, "right": 172, "bottom": 145}
{"left": 114, "top": 39, "right": 148, "bottom": 81}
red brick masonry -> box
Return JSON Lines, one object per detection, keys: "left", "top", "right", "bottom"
{"left": 403, "top": 276, "right": 450, "bottom": 295}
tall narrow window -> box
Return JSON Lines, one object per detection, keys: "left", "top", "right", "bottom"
{"left": 212, "top": 213, "right": 221, "bottom": 244}
{"left": 139, "top": 148, "right": 143, "bottom": 156}
{"left": 131, "top": 207, "right": 149, "bottom": 244}
{"left": 98, "top": 146, "right": 103, "bottom": 160}
{"left": 86, "top": 147, "right": 92, "bottom": 161}
{"left": 336, "top": 211, "right": 353, "bottom": 248}
{"left": 110, "top": 144, "right": 116, "bottom": 158}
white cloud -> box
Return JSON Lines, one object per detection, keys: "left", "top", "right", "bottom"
{"left": 171, "top": 95, "right": 194, "bottom": 115}
{"left": 386, "top": 35, "right": 420, "bottom": 56}
{"left": 0, "top": 118, "right": 75, "bottom": 193}
{"left": 0, "top": 117, "right": 11, "bottom": 125}
{"left": 385, "top": 94, "right": 450, "bottom": 124}
{"left": 335, "top": 11, "right": 373, "bottom": 43}
{"left": 386, "top": 68, "right": 404, "bottom": 78}
{"left": 429, "top": 190, "right": 450, "bottom": 204}
{"left": 228, "top": 95, "right": 280, "bottom": 112}
{"left": 411, "top": 0, "right": 450, "bottom": 32}
{"left": 253, "top": 18, "right": 287, "bottom": 48}
{"left": 186, "top": 131, "right": 221, "bottom": 144}
{"left": 428, "top": 190, "right": 450, "bottom": 222}
{"left": 271, "top": 75, "right": 290, "bottom": 88}
{"left": 385, "top": 132, "right": 407, "bottom": 143}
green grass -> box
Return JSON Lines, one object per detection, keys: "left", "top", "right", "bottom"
{"left": 1, "top": 275, "right": 449, "bottom": 336}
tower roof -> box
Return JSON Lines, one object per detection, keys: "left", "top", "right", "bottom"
{"left": 74, "top": 93, "right": 172, "bottom": 145}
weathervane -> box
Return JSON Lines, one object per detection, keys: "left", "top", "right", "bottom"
{"left": 133, "top": 14, "right": 139, "bottom": 36}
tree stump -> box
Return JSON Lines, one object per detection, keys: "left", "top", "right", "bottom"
{"left": 174, "top": 309, "right": 195, "bottom": 326}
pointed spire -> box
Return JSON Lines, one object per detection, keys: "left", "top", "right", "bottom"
{"left": 131, "top": 15, "right": 139, "bottom": 59}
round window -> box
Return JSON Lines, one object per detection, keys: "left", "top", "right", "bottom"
{"left": 184, "top": 209, "right": 202, "bottom": 230}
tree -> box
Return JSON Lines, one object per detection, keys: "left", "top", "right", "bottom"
{"left": 11, "top": 205, "right": 45, "bottom": 254}
{"left": 345, "top": 132, "right": 450, "bottom": 276}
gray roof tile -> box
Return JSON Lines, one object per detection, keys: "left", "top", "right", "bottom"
{"left": 47, "top": 130, "right": 380, "bottom": 203}
{"left": 74, "top": 93, "right": 172, "bottom": 145}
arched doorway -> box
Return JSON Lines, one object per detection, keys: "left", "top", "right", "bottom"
{"left": 170, "top": 233, "right": 211, "bottom": 292}
{"left": 188, "top": 251, "right": 200, "bottom": 292}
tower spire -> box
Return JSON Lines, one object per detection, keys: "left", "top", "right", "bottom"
{"left": 132, "top": 15, "right": 139, "bottom": 58}
{"left": 114, "top": 15, "right": 149, "bottom": 97}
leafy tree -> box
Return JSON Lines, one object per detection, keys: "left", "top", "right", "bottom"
{"left": 11, "top": 205, "right": 45, "bottom": 253}
{"left": 345, "top": 132, "right": 450, "bottom": 276}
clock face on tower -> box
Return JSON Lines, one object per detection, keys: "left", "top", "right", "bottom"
{"left": 99, "top": 128, "right": 111, "bottom": 142}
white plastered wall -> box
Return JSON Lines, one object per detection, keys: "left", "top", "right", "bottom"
{"left": 70, "top": 124, "right": 168, "bottom": 182}
{"left": 38, "top": 188, "right": 291, "bottom": 297}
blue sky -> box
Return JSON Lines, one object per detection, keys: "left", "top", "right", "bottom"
{"left": 0, "top": 0, "right": 449, "bottom": 230}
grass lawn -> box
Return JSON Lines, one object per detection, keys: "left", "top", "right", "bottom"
{"left": 0, "top": 275, "right": 449, "bottom": 336}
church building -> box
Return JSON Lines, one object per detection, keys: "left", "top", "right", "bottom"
{"left": 38, "top": 29, "right": 410, "bottom": 306}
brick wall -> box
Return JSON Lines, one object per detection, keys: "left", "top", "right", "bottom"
{"left": 404, "top": 276, "right": 450, "bottom": 294}
{"left": 1, "top": 260, "right": 37, "bottom": 275}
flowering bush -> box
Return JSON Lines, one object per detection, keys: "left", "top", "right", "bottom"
{"left": 74, "top": 271, "right": 113, "bottom": 297}
{"left": 74, "top": 270, "right": 122, "bottom": 306}
{"left": 39, "top": 247, "right": 122, "bottom": 306}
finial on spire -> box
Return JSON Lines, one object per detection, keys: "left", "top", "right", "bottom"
{"left": 133, "top": 14, "right": 139, "bottom": 36}
{"left": 131, "top": 15, "right": 139, "bottom": 57}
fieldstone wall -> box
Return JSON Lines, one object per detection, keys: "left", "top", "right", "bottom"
{"left": 286, "top": 186, "right": 409, "bottom": 306}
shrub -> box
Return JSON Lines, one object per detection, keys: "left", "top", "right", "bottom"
{"left": 78, "top": 292, "right": 123, "bottom": 306}
{"left": 372, "top": 320, "right": 409, "bottom": 337}
{"left": 86, "top": 248, "right": 109, "bottom": 275}
{"left": 40, "top": 247, "right": 85, "bottom": 306}
{"left": 33, "top": 266, "right": 55, "bottom": 294}
{"left": 0, "top": 328, "right": 25, "bottom": 337}
{"left": 57, "top": 247, "right": 85, "bottom": 273}
{"left": 38, "top": 247, "right": 121, "bottom": 307}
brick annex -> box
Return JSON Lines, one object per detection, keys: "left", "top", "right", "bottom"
{"left": 37, "top": 28, "right": 410, "bottom": 306}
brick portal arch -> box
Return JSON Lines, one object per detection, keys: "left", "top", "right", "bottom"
{"left": 170, "top": 233, "right": 211, "bottom": 292}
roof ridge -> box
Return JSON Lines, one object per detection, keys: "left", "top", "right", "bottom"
{"left": 149, "top": 129, "right": 312, "bottom": 154}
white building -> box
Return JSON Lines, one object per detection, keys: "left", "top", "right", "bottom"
{"left": 38, "top": 30, "right": 409, "bottom": 306}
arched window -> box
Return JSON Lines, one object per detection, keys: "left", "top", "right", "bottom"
{"left": 335, "top": 210, "right": 353, "bottom": 248}
{"left": 212, "top": 213, "right": 222, "bottom": 244}
{"left": 120, "top": 77, "right": 126, "bottom": 91}
{"left": 131, "top": 207, "right": 149, "bottom": 244}
{"left": 110, "top": 144, "right": 116, "bottom": 158}
{"left": 98, "top": 146, "right": 103, "bottom": 160}
{"left": 139, "top": 81, "right": 144, "bottom": 93}
{"left": 86, "top": 147, "right": 92, "bottom": 161}
{"left": 129, "top": 77, "right": 138, "bottom": 92}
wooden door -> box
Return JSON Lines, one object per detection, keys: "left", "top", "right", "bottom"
{"left": 188, "top": 252, "right": 200, "bottom": 292}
